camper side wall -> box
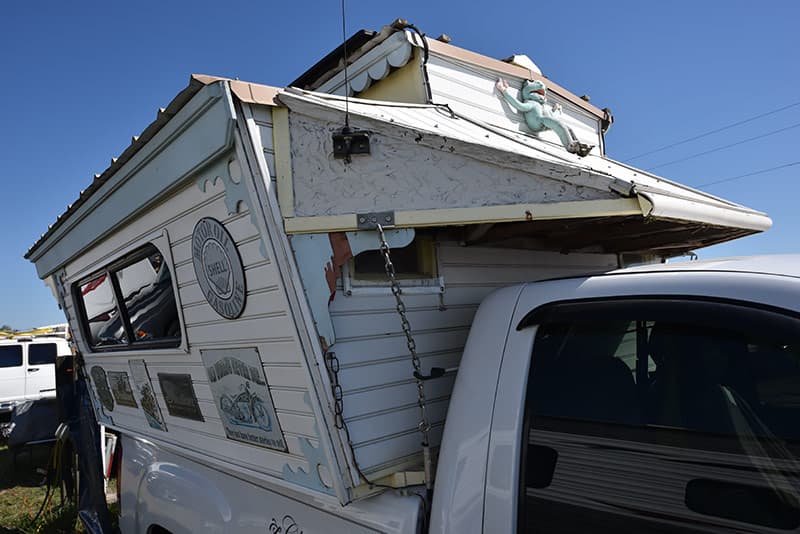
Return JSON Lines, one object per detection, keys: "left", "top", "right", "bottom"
{"left": 324, "top": 241, "right": 618, "bottom": 477}
{"left": 58, "top": 155, "right": 345, "bottom": 519}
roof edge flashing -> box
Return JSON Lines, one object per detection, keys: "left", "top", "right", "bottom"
{"left": 638, "top": 190, "right": 772, "bottom": 232}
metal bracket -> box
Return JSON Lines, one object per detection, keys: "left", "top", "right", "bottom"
{"left": 356, "top": 211, "right": 395, "bottom": 230}
{"left": 332, "top": 127, "right": 371, "bottom": 162}
{"left": 609, "top": 178, "right": 635, "bottom": 197}
{"left": 413, "top": 367, "right": 446, "bottom": 381}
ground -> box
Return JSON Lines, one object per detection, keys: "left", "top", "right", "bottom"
{"left": 0, "top": 439, "right": 106, "bottom": 534}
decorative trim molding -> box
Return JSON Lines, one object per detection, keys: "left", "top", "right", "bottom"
{"left": 317, "top": 32, "right": 414, "bottom": 96}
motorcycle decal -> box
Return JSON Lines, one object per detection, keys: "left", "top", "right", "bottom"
{"left": 201, "top": 347, "right": 286, "bottom": 451}
{"left": 90, "top": 365, "right": 115, "bottom": 412}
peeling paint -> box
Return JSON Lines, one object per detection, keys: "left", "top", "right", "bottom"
{"left": 282, "top": 392, "right": 336, "bottom": 495}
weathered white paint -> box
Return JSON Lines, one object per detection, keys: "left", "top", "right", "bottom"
{"left": 272, "top": 107, "right": 293, "bottom": 217}
{"left": 327, "top": 242, "right": 618, "bottom": 476}
{"left": 58, "top": 158, "right": 332, "bottom": 493}
{"left": 290, "top": 229, "right": 415, "bottom": 348}
{"left": 237, "top": 102, "right": 360, "bottom": 499}
{"left": 288, "top": 112, "right": 615, "bottom": 218}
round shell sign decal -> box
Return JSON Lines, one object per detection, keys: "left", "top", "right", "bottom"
{"left": 192, "top": 217, "right": 246, "bottom": 319}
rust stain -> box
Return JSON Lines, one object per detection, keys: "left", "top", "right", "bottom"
{"left": 325, "top": 232, "right": 354, "bottom": 303}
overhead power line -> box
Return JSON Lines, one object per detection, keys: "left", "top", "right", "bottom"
{"left": 645, "top": 121, "right": 800, "bottom": 171}
{"left": 623, "top": 99, "right": 800, "bottom": 162}
{"left": 700, "top": 160, "right": 800, "bottom": 187}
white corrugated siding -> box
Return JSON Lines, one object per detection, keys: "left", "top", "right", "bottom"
{"left": 63, "top": 162, "right": 318, "bottom": 481}
{"left": 328, "top": 243, "right": 617, "bottom": 476}
{"left": 425, "top": 55, "right": 603, "bottom": 155}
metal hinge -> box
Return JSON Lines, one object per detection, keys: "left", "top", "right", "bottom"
{"left": 357, "top": 211, "right": 395, "bottom": 230}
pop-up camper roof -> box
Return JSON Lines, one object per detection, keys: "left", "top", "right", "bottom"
{"left": 28, "top": 24, "right": 770, "bottom": 273}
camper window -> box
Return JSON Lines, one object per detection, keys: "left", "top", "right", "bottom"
{"left": 75, "top": 244, "right": 181, "bottom": 351}
{"left": 0, "top": 345, "right": 22, "bottom": 368}
{"left": 347, "top": 235, "right": 441, "bottom": 291}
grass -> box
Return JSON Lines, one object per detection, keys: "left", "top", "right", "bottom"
{"left": 0, "top": 440, "right": 116, "bottom": 534}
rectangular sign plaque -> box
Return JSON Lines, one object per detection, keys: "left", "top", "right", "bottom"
{"left": 201, "top": 348, "right": 286, "bottom": 451}
{"left": 108, "top": 370, "right": 138, "bottom": 408}
{"left": 129, "top": 359, "right": 167, "bottom": 432}
{"left": 157, "top": 373, "right": 204, "bottom": 421}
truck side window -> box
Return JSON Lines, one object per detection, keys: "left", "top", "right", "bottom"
{"left": 28, "top": 343, "right": 57, "bottom": 365}
{"left": 0, "top": 345, "right": 22, "bottom": 368}
{"left": 519, "top": 299, "right": 800, "bottom": 533}
{"left": 76, "top": 244, "right": 181, "bottom": 351}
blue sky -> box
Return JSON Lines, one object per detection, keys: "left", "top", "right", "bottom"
{"left": 1, "top": 0, "right": 798, "bottom": 329}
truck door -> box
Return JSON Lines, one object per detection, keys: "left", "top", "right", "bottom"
{"left": 0, "top": 344, "right": 25, "bottom": 408}
{"left": 503, "top": 298, "right": 800, "bottom": 533}
{"left": 25, "top": 342, "right": 57, "bottom": 400}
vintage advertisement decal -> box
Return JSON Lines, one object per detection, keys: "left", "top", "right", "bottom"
{"left": 157, "top": 373, "right": 204, "bottom": 421}
{"left": 108, "top": 371, "right": 137, "bottom": 408}
{"left": 90, "top": 366, "right": 114, "bottom": 412}
{"left": 201, "top": 348, "right": 286, "bottom": 451}
{"left": 191, "top": 217, "right": 246, "bottom": 319}
{"left": 86, "top": 369, "right": 114, "bottom": 425}
{"left": 129, "top": 359, "right": 167, "bottom": 431}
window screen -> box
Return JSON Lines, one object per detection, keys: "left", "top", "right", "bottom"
{"left": 28, "top": 343, "right": 57, "bottom": 365}
{"left": 519, "top": 299, "right": 800, "bottom": 533}
{"left": 0, "top": 345, "right": 22, "bottom": 368}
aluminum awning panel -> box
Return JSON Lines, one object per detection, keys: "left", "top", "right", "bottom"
{"left": 278, "top": 89, "right": 771, "bottom": 234}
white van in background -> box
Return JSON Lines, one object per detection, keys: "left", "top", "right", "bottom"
{"left": 0, "top": 337, "right": 71, "bottom": 415}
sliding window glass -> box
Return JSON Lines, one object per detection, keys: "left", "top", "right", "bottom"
{"left": 76, "top": 244, "right": 181, "bottom": 351}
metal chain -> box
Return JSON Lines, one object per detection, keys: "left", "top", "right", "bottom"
{"left": 376, "top": 225, "right": 432, "bottom": 447}
{"left": 325, "top": 352, "right": 345, "bottom": 429}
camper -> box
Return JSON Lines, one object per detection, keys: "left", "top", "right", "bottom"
{"left": 26, "top": 21, "right": 798, "bottom": 533}
{"left": 0, "top": 336, "right": 70, "bottom": 415}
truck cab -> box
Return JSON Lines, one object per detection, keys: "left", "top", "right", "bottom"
{"left": 435, "top": 255, "right": 800, "bottom": 532}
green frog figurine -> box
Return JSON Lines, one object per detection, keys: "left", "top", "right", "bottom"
{"left": 496, "top": 78, "right": 593, "bottom": 157}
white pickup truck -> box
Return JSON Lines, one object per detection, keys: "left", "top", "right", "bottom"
{"left": 114, "top": 256, "right": 800, "bottom": 533}
{"left": 0, "top": 336, "right": 70, "bottom": 415}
